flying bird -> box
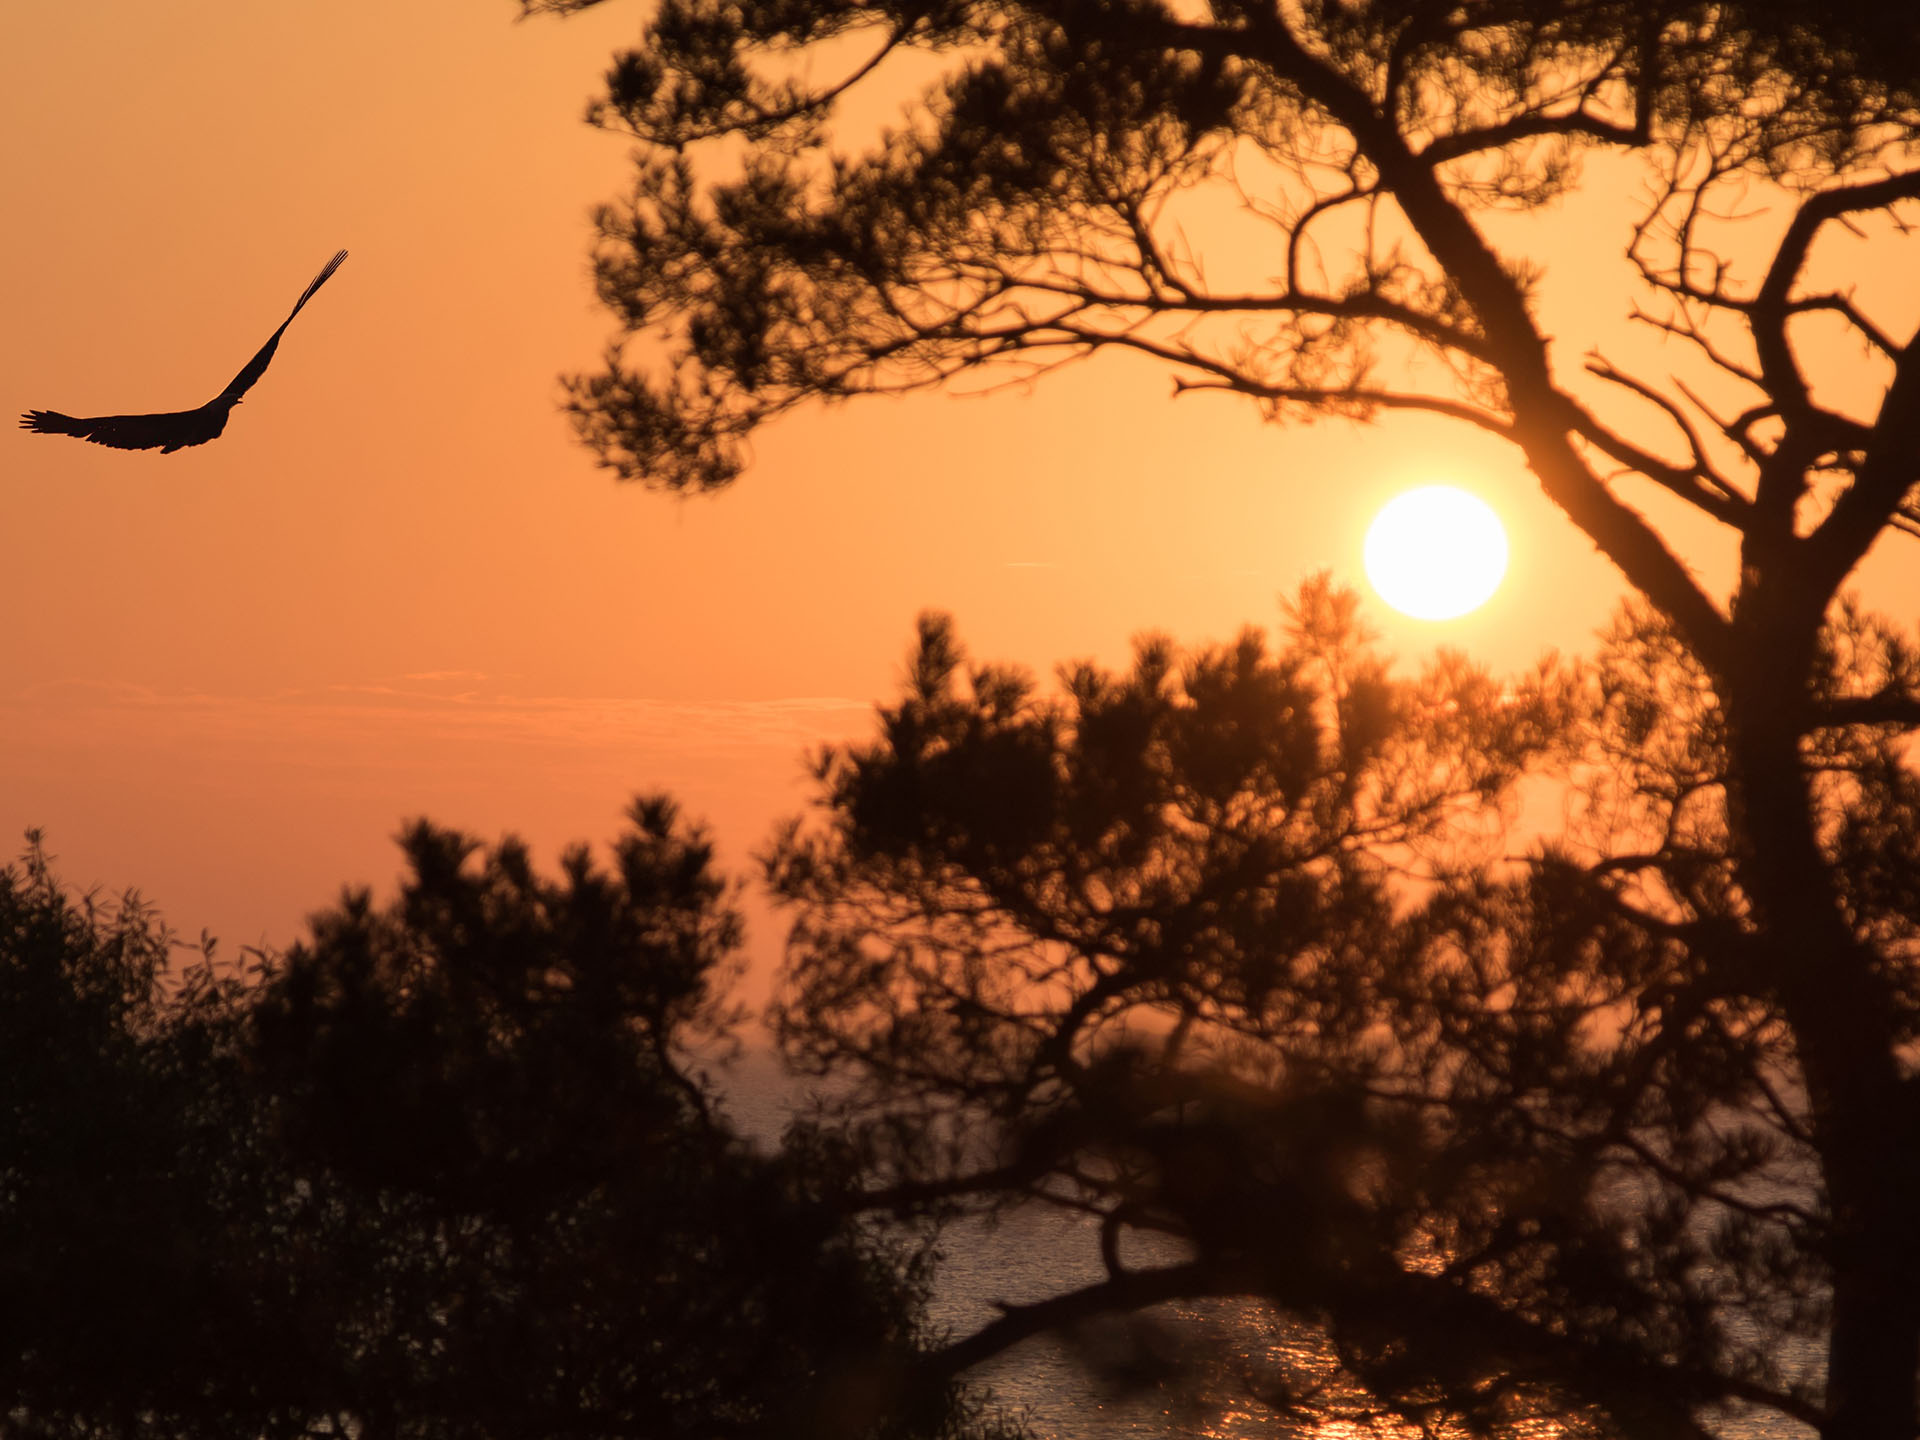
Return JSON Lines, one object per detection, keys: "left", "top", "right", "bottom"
{"left": 20, "top": 249, "right": 349, "bottom": 453}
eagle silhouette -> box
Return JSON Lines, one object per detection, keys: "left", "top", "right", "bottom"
{"left": 20, "top": 250, "right": 349, "bottom": 453}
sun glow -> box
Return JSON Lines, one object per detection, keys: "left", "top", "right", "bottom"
{"left": 1363, "top": 486, "right": 1509, "bottom": 620}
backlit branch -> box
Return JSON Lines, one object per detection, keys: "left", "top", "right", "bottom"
{"left": 1580, "top": 358, "right": 1750, "bottom": 519}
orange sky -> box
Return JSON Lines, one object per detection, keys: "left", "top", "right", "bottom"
{"left": 4, "top": 1, "right": 1916, "bottom": 997}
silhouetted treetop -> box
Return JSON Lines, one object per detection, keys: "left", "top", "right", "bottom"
{"left": 0, "top": 837, "right": 273, "bottom": 1438}
{"left": 515, "top": 13, "right": 1920, "bottom": 1425}
{"left": 0, "top": 817, "right": 1018, "bottom": 1440}
{"left": 524, "top": 0, "right": 1920, "bottom": 627}
{"left": 771, "top": 581, "right": 1579, "bottom": 1159}
{"left": 764, "top": 590, "right": 1920, "bottom": 1438}
{"left": 250, "top": 798, "right": 1012, "bottom": 1440}
{"left": 255, "top": 797, "right": 743, "bottom": 1204}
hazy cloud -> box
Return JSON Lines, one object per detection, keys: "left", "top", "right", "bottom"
{"left": 2, "top": 677, "right": 872, "bottom": 762}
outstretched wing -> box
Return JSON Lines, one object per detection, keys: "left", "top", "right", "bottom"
{"left": 212, "top": 248, "right": 350, "bottom": 406}
{"left": 20, "top": 249, "right": 349, "bottom": 451}
{"left": 18, "top": 408, "right": 203, "bottom": 452}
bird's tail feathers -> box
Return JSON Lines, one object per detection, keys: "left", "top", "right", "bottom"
{"left": 19, "top": 410, "right": 85, "bottom": 436}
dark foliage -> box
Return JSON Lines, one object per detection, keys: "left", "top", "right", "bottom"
{"left": 765, "top": 587, "right": 1920, "bottom": 1439}
{"left": 517, "top": 1, "right": 1920, "bottom": 1435}
{"left": 0, "top": 836, "right": 265, "bottom": 1437}
{"left": 0, "top": 811, "right": 1016, "bottom": 1440}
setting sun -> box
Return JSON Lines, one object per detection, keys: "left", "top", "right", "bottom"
{"left": 1363, "top": 485, "right": 1509, "bottom": 620}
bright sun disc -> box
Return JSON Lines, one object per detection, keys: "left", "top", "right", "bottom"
{"left": 1363, "top": 486, "right": 1508, "bottom": 620}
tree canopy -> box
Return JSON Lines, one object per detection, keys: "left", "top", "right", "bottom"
{"left": 514, "top": 2, "right": 1920, "bottom": 1438}
{"left": 765, "top": 584, "right": 1920, "bottom": 1439}
{"left": 0, "top": 835, "right": 263, "bottom": 1437}
{"left": 0, "top": 815, "right": 1015, "bottom": 1440}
